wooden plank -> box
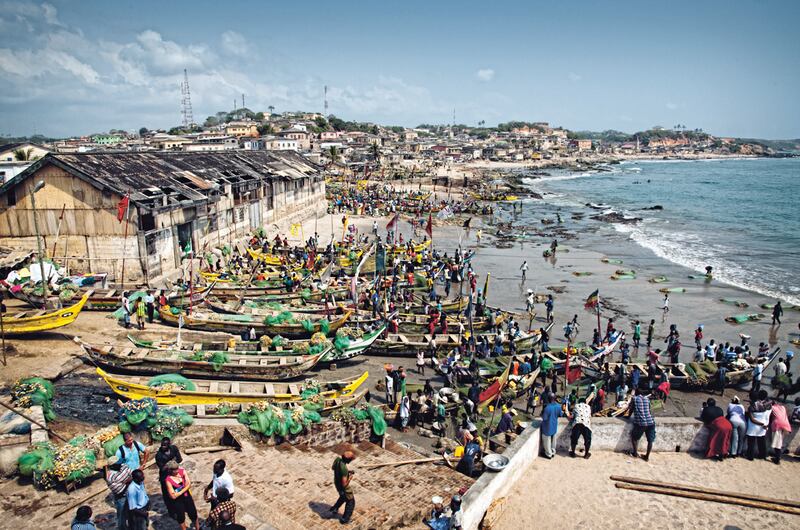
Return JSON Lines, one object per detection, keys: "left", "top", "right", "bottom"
{"left": 265, "top": 383, "right": 275, "bottom": 395}
{"left": 279, "top": 356, "right": 287, "bottom": 365}
{"left": 238, "top": 358, "right": 247, "bottom": 365}
{"left": 288, "top": 384, "right": 299, "bottom": 395}
{"left": 613, "top": 483, "right": 800, "bottom": 516}
{"left": 209, "top": 382, "right": 219, "bottom": 393}
{"left": 196, "top": 405, "right": 206, "bottom": 417}
{"left": 231, "top": 382, "right": 240, "bottom": 394}
{"left": 193, "top": 343, "right": 202, "bottom": 351}
{"left": 610, "top": 476, "right": 800, "bottom": 509}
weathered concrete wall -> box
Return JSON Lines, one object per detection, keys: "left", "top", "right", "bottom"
{"left": 461, "top": 422, "right": 541, "bottom": 530}
{"left": 554, "top": 417, "right": 709, "bottom": 453}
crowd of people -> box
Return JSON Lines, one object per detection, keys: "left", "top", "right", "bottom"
{"left": 71, "top": 435, "right": 239, "bottom": 530}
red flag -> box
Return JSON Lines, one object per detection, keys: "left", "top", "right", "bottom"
{"left": 425, "top": 213, "right": 433, "bottom": 238}
{"left": 117, "top": 195, "right": 129, "bottom": 222}
{"left": 584, "top": 289, "right": 599, "bottom": 310}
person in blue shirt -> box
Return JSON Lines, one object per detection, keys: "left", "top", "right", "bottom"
{"left": 117, "top": 432, "right": 148, "bottom": 471}
{"left": 540, "top": 394, "right": 563, "bottom": 459}
{"left": 71, "top": 505, "right": 95, "bottom": 530}
{"left": 127, "top": 469, "right": 150, "bottom": 530}
{"left": 631, "top": 365, "right": 641, "bottom": 390}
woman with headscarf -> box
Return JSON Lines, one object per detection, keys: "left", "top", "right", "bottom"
{"left": 398, "top": 394, "right": 411, "bottom": 432}
{"left": 700, "top": 398, "right": 732, "bottom": 460}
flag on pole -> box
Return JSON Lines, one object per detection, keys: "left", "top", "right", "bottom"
{"left": 463, "top": 217, "right": 472, "bottom": 229}
{"left": 386, "top": 213, "right": 400, "bottom": 232}
{"left": 116, "top": 195, "right": 129, "bottom": 222}
{"left": 425, "top": 213, "right": 433, "bottom": 238}
{"left": 584, "top": 289, "right": 599, "bottom": 310}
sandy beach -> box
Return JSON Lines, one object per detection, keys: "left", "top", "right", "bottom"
{"left": 494, "top": 450, "right": 800, "bottom": 529}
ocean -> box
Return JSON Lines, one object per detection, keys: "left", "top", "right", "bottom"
{"left": 519, "top": 157, "right": 800, "bottom": 305}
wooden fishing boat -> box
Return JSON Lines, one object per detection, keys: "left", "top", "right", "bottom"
{"left": 352, "top": 312, "right": 504, "bottom": 333}
{"left": 180, "top": 387, "right": 368, "bottom": 419}
{"left": 370, "top": 329, "right": 543, "bottom": 356}
{"left": 8, "top": 282, "right": 215, "bottom": 311}
{"left": 75, "top": 338, "right": 325, "bottom": 381}
{"left": 158, "top": 307, "right": 353, "bottom": 339}
{"left": 126, "top": 333, "right": 344, "bottom": 362}
{"left": 208, "top": 284, "right": 351, "bottom": 302}
{"left": 332, "top": 325, "right": 386, "bottom": 361}
{"left": 246, "top": 247, "right": 289, "bottom": 266}
{"left": 2, "top": 293, "right": 89, "bottom": 335}
{"left": 387, "top": 239, "right": 431, "bottom": 255}
{"left": 96, "top": 367, "right": 369, "bottom": 406}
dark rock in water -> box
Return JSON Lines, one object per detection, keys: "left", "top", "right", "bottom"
{"left": 585, "top": 203, "right": 605, "bottom": 210}
{"left": 641, "top": 205, "right": 664, "bottom": 211}
{"left": 590, "top": 212, "right": 642, "bottom": 224}
{"left": 528, "top": 191, "right": 543, "bottom": 200}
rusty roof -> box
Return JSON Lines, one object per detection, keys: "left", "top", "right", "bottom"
{"left": 1, "top": 150, "right": 322, "bottom": 211}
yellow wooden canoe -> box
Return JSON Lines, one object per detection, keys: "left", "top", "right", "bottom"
{"left": 96, "top": 367, "right": 369, "bottom": 406}
{"left": 246, "top": 247, "right": 286, "bottom": 266}
{"left": 3, "top": 293, "right": 89, "bottom": 335}
{"left": 387, "top": 239, "right": 431, "bottom": 255}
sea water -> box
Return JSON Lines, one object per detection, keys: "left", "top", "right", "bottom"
{"left": 521, "top": 157, "right": 800, "bottom": 305}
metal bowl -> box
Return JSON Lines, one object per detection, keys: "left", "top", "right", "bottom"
{"left": 482, "top": 453, "right": 510, "bottom": 471}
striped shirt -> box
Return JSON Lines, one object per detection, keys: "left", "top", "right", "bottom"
{"left": 106, "top": 464, "right": 132, "bottom": 496}
{"left": 631, "top": 395, "right": 655, "bottom": 426}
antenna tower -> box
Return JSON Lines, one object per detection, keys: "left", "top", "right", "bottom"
{"left": 324, "top": 85, "right": 329, "bottom": 115}
{"left": 180, "top": 69, "right": 194, "bottom": 128}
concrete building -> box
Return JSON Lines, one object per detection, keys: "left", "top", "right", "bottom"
{"left": 225, "top": 121, "right": 259, "bottom": 138}
{"left": 0, "top": 151, "right": 324, "bottom": 283}
{"left": 0, "top": 143, "right": 51, "bottom": 182}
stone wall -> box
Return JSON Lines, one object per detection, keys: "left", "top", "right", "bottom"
{"left": 255, "top": 419, "right": 374, "bottom": 448}
{"left": 461, "top": 423, "right": 540, "bottom": 530}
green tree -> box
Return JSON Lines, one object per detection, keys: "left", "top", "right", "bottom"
{"left": 327, "top": 146, "right": 340, "bottom": 164}
{"left": 314, "top": 116, "right": 329, "bottom": 130}
{"left": 257, "top": 124, "right": 274, "bottom": 135}
{"left": 370, "top": 143, "right": 381, "bottom": 165}
{"left": 138, "top": 127, "right": 149, "bottom": 136}
{"left": 268, "top": 105, "right": 275, "bottom": 115}
{"left": 13, "top": 148, "right": 34, "bottom": 161}
{"left": 255, "top": 112, "right": 265, "bottom": 120}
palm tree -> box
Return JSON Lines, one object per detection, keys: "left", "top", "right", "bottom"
{"left": 268, "top": 105, "right": 275, "bottom": 115}
{"left": 370, "top": 143, "right": 381, "bottom": 166}
{"left": 327, "top": 146, "right": 340, "bottom": 164}
{"left": 13, "top": 147, "right": 34, "bottom": 161}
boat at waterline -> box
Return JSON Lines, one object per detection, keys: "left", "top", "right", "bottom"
{"left": 2, "top": 293, "right": 90, "bottom": 335}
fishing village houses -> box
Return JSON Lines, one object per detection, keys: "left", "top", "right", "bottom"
{"left": 0, "top": 151, "right": 325, "bottom": 283}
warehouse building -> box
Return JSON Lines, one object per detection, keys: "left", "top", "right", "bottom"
{"left": 0, "top": 151, "right": 325, "bottom": 283}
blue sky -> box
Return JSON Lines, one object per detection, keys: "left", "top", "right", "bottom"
{"left": 0, "top": 0, "right": 798, "bottom": 138}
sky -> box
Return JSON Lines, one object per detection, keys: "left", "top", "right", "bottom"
{"left": 0, "top": 0, "right": 798, "bottom": 139}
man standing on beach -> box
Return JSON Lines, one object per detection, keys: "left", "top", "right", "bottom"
{"left": 545, "top": 295, "right": 554, "bottom": 323}
{"left": 646, "top": 319, "right": 655, "bottom": 348}
{"left": 772, "top": 301, "right": 783, "bottom": 325}
{"left": 632, "top": 320, "right": 641, "bottom": 351}
{"left": 627, "top": 388, "right": 656, "bottom": 462}
{"left": 519, "top": 261, "right": 528, "bottom": 282}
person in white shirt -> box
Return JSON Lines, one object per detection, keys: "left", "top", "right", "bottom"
{"left": 519, "top": 261, "right": 528, "bottom": 281}
{"left": 384, "top": 369, "right": 395, "bottom": 406}
{"left": 204, "top": 459, "right": 235, "bottom": 509}
{"left": 568, "top": 398, "right": 593, "bottom": 459}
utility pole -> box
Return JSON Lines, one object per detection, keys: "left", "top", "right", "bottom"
{"left": 30, "top": 180, "right": 49, "bottom": 308}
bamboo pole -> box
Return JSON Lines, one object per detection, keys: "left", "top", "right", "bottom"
{"left": 614, "top": 482, "right": 800, "bottom": 516}
{"left": 360, "top": 456, "right": 444, "bottom": 469}
{"left": 611, "top": 476, "right": 800, "bottom": 509}
{"left": 0, "top": 400, "right": 67, "bottom": 443}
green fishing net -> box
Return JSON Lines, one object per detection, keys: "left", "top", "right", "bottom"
{"left": 149, "top": 408, "right": 193, "bottom": 441}
{"left": 147, "top": 374, "right": 197, "bottom": 391}
{"left": 12, "top": 377, "right": 56, "bottom": 421}
{"left": 120, "top": 397, "right": 158, "bottom": 427}
{"left": 103, "top": 434, "right": 125, "bottom": 458}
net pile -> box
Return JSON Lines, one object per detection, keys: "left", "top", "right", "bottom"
{"left": 237, "top": 401, "right": 322, "bottom": 437}
{"left": 12, "top": 377, "right": 56, "bottom": 421}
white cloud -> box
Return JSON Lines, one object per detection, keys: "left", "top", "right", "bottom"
{"left": 568, "top": 72, "right": 582, "bottom": 82}
{"left": 476, "top": 68, "right": 495, "bottom": 82}
{"left": 0, "top": 1, "right": 445, "bottom": 135}
{"left": 221, "top": 31, "right": 251, "bottom": 58}
{"left": 666, "top": 102, "right": 678, "bottom": 110}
